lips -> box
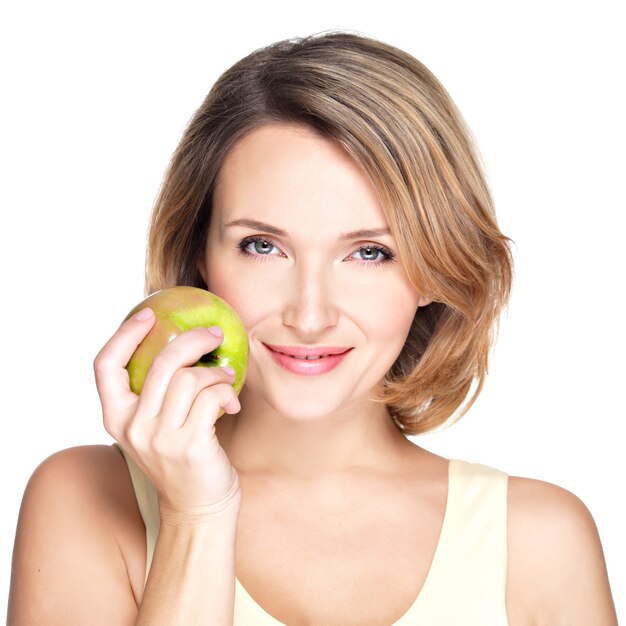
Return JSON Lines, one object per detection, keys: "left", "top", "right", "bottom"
{"left": 263, "top": 343, "right": 352, "bottom": 376}
{"left": 265, "top": 344, "right": 351, "bottom": 358}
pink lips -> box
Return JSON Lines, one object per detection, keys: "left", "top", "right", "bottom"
{"left": 263, "top": 343, "right": 352, "bottom": 376}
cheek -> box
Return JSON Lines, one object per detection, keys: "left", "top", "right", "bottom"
{"left": 358, "top": 269, "right": 419, "bottom": 314}
{"left": 203, "top": 252, "right": 264, "bottom": 331}
{"left": 205, "top": 245, "right": 420, "bottom": 345}
{"left": 364, "top": 281, "right": 420, "bottom": 352}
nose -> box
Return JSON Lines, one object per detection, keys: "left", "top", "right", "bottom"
{"left": 281, "top": 260, "right": 339, "bottom": 337}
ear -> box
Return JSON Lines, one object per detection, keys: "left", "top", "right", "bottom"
{"left": 417, "top": 294, "right": 433, "bottom": 307}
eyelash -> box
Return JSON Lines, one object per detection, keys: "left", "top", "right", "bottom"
{"left": 236, "top": 235, "right": 396, "bottom": 267}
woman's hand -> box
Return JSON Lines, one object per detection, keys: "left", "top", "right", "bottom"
{"left": 93, "top": 307, "right": 242, "bottom": 525}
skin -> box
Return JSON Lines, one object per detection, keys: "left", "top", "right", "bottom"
{"left": 200, "top": 123, "right": 432, "bottom": 480}
{"left": 8, "top": 123, "right": 617, "bottom": 625}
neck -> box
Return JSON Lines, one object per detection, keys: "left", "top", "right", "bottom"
{"left": 215, "top": 390, "right": 413, "bottom": 482}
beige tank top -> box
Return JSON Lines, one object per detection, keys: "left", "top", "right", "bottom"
{"left": 118, "top": 447, "right": 509, "bottom": 625}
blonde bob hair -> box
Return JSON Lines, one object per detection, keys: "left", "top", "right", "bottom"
{"left": 145, "top": 31, "right": 513, "bottom": 435}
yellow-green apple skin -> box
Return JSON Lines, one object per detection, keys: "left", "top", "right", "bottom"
{"left": 123, "top": 286, "right": 249, "bottom": 396}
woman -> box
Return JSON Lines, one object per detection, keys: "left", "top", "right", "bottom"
{"left": 8, "top": 32, "right": 617, "bottom": 625}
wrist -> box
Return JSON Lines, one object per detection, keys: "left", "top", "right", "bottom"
{"left": 158, "top": 484, "right": 242, "bottom": 529}
{"left": 157, "top": 468, "right": 242, "bottom": 528}
{"left": 158, "top": 498, "right": 241, "bottom": 530}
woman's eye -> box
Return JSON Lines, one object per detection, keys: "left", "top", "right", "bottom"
{"left": 237, "top": 237, "right": 395, "bottom": 266}
{"left": 354, "top": 246, "right": 383, "bottom": 261}
{"left": 238, "top": 237, "right": 281, "bottom": 257}
{"left": 351, "top": 245, "right": 394, "bottom": 264}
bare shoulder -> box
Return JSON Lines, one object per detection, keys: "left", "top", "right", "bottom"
{"left": 18, "top": 444, "right": 141, "bottom": 533}
{"left": 506, "top": 475, "right": 618, "bottom": 625}
{"left": 24, "top": 444, "right": 126, "bottom": 495}
{"left": 8, "top": 445, "right": 145, "bottom": 625}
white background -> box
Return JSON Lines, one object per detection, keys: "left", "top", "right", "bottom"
{"left": 1, "top": 0, "right": 624, "bottom": 620}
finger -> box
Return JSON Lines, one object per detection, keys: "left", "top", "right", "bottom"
{"left": 154, "top": 366, "right": 237, "bottom": 430}
{"left": 185, "top": 382, "right": 241, "bottom": 433}
{"left": 94, "top": 307, "right": 156, "bottom": 423}
{"left": 147, "top": 383, "right": 238, "bottom": 471}
{"left": 136, "top": 326, "right": 226, "bottom": 419}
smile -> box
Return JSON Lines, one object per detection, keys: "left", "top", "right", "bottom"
{"left": 263, "top": 344, "right": 352, "bottom": 376}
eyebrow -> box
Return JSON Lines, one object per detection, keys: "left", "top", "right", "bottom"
{"left": 224, "top": 218, "right": 392, "bottom": 240}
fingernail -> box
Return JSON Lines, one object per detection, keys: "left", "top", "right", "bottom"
{"left": 223, "top": 366, "right": 236, "bottom": 377}
{"left": 208, "top": 326, "right": 223, "bottom": 337}
{"left": 133, "top": 307, "right": 153, "bottom": 321}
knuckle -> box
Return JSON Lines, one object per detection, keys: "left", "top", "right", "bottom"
{"left": 123, "top": 421, "right": 144, "bottom": 449}
{"left": 149, "top": 353, "right": 170, "bottom": 377}
{"left": 196, "top": 386, "right": 221, "bottom": 409}
{"left": 219, "top": 381, "right": 238, "bottom": 397}
{"left": 171, "top": 367, "right": 199, "bottom": 387}
{"left": 194, "top": 369, "right": 222, "bottom": 390}
{"left": 218, "top": 388, "right": 240, "bottom": 415}
{"left": 102, "top": 412, "right": 120, "bottom": 439}
{"left": 203, "top": 382, "right": 236, "bottom": 406}
{"left": 92, "top": 354, "right": 109, "bottom": 377}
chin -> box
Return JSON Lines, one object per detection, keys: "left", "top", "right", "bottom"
{"left": 244, "top": 384, "right": 358, "bottom": 423}
{"left": 240, "top": 356, "right": 390, "bottom": 422}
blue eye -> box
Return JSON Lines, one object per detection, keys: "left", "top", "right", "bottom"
{"left": 351, "top": 245, "right": 395, "bottom": 266}
{"left": 354, "top": 246, "right": 385, "bottom": 262}
{"left": 238, "top": 236, "right": 281, "bottom": 257}
{"left": 236, "top": 236, "right": 396, "bottom": 267}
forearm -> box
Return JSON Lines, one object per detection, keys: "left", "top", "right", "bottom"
{"left": 136, "top": 509, "right": 240, "bottom": 626}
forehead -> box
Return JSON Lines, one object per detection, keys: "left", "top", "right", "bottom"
{"left": 212, "top": 123, "right": 388, "bottom": 235}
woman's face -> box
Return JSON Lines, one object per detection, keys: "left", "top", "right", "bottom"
{"left": 198, "top": 123, "right": 430, "bottom": 420}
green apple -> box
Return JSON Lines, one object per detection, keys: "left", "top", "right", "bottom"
{"left": 123, "top": 286, "right": 249, "bottom": 396}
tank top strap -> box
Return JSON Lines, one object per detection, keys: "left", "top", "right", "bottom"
{"left": 118, "top": 448, "right": 509, "bottom": 624}
{"left": 410, "top": 459, "right": 509, "bottom": 624}
{"left": 116, "top": 444, "right": 160, "bottom": 584}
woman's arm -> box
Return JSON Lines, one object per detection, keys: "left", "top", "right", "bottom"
{"left": 8, "top": 446, "right": 144, "bottom": 625}
{"left": 8, "top": 445, "right": 241, "bottom": 626}
{"left": 507, "top": 476, "right": 618, "bottom": 625}
{"left": 10, "top": 310, "right": 245, "bottom": 625}
{"left": 138, "top": 505, "right": 240, "bottom": 626}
